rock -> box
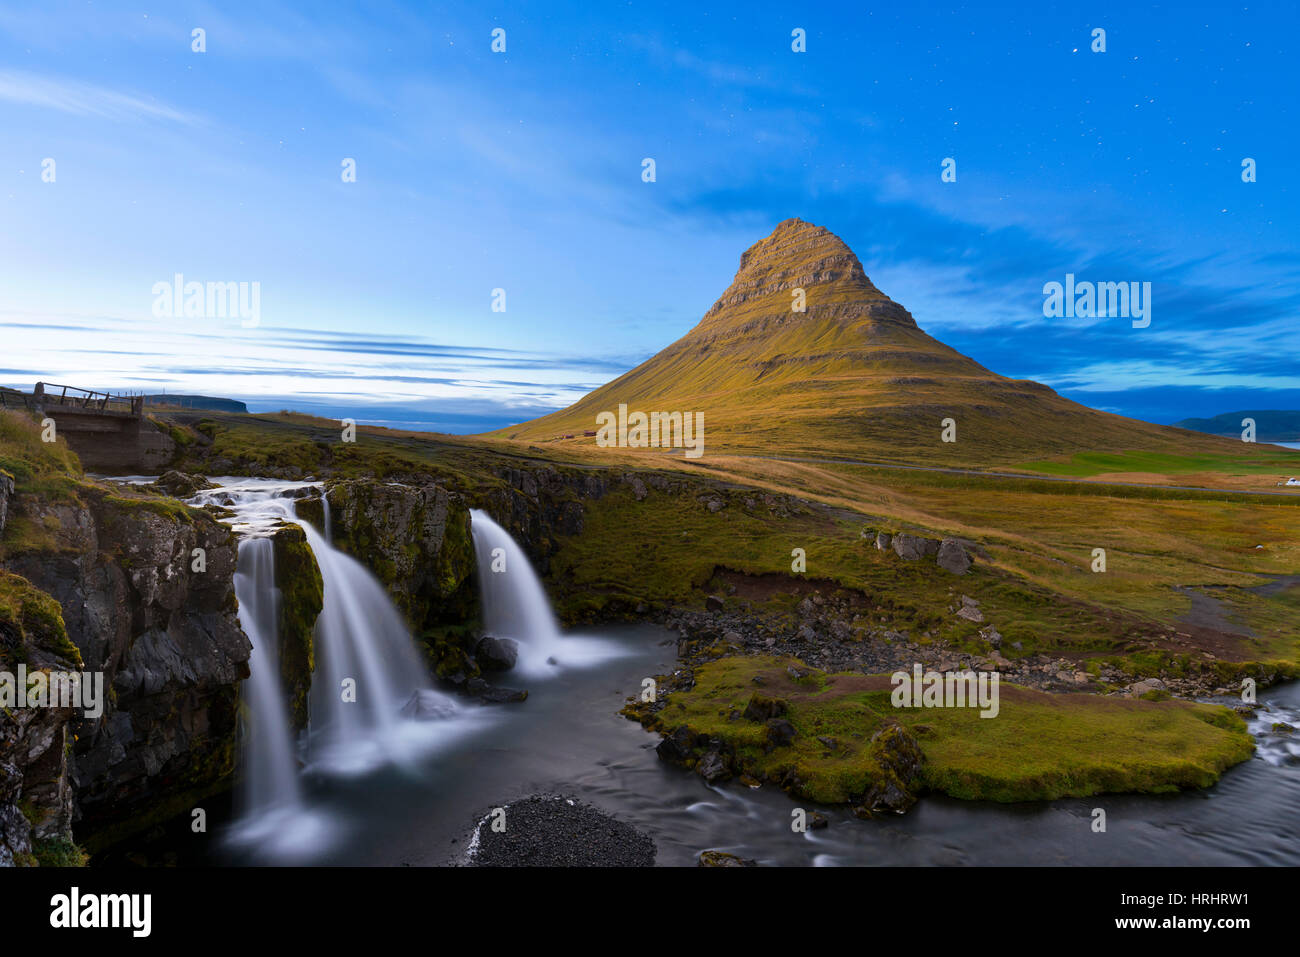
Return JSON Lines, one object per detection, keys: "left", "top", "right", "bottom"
{"left": 400, "top": 689, "right": 457, "bottom": 720}
{"left": 705, "top": 595, "right": 725, "bottom": 612}
{"left": 936, "top": 539, "right": 972, "bottom": 575}
{"left": 464, "top": 678, "right": 528, "bottom": 704}
{"left": 956, "top": 604, "right": 985, "bottom": 623}
{"left": 892, "top": 533, "right": 936, "bottom": 561}
{"left": 808, "top": 811, "right": 829, "bottom": 830}
{"left": 874, "top": 531, "right": 893, "bottom": 551}
{"left": 1127, "top": 678, "right": 1166, "bottom": 696}
{"left": 270, "top": 524, "right": 323, "bottom": 730}
{"left": 979, "top": 626, "right": 1003, "bottom": 649}
{"left": 722, "top": 631, "right": 743, "bottom": 645}
{"left": 705, "top": 498, "right": 725, "bottom": 513}
{"left": 743, "top": 693, "right": 788, "bottom": 722}
{"left": 765, "top": 718, "right": 797, "bottom": 748}
{"left": 0, "top": 470, "right": 12, "bottom": 538}
{"left": 698, "top": 850, "right": 756, "bottom": 867}
{"left": 697, "top": 751, "right": 731, "bottom": 783}
{"left": 476, "top": 635, "right": 520, "bottom": 672}
{"left": 629, "top": 477, "right": 648, "bottom": 501}
{"left": 656, "top": 725, "right": 696, "bottom": 763}
{"left": 5, "top": 490, "right": 249, "bottom": 846}
{"left": 151, "top": 470, "right": 213, "bottom": 498}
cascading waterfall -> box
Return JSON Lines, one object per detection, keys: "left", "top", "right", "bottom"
{"left": 469, "top": 508, "right": 623, "bottom": 676}
{"left": 194, "top": 478, "right": 468, "bottom": 856}
{"left": 299, "top": 519, "right": 456, "bottom": 772}
{"left": 231, "top": 537, "right": 302, "bottom": 816}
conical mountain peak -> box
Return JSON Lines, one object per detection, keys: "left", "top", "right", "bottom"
{"left": 694, "top": 218, "right": 915, "bottom": 337}
{"left": 496, "top": 218, "right": 1211, "bottom": 465}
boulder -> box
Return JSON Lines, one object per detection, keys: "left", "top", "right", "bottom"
{"left": 765, "top": 718, "right": 797, "bottom": 748}
{"left": 705, "top": 595, "right": 725, "bottom": 612}
{"left": 743, "top": 693, "right": 788, "bottom": 722}
{"left": 874, "top": 531, "right": 892, "bottom": 551}
{"left": 936, "top": 539, "right": 972, "bottom": 575}
{"left": 697, "top": 751, "right": 731, "bottom": 784}
{"left": 893, "top": 533, "right": 939, "bottom": 561}
{"left": 476, "top": 635, "right": 520, "bottom": 672}
{"left": 151, "top": 470, "right": 213, "bottom": 498}
{"left": 465, "top": 677, "right": 528, "bottom": 704}
{"left": 656, "top": 725, "right": 697, "bottom": 763}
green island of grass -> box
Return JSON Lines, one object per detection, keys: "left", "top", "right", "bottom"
{"left": 642, "top": 655, "right": 1255, "bottom": 807}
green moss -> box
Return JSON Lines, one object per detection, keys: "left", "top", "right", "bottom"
{"left": 0, "top": 570, "right": 82, "bottom": 668}
{"left": 646, "top": 655, "right": 1255, "bottom": 806}
{"left": 33, "top": 837, "right": 89, "bottom": 868}
{"left": 271, "top": 524, "right": 323, "bottom": 730}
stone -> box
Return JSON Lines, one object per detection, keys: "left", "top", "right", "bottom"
{"left": 892, "top": 533, "right": 939, "bottom": 561}
{"left": 699, "top": 850, "right": 756, "bottom": 867}
{"left": 697, "top": 751, "right": 731, "bottom": 784}
{"left": 875, "top": 531, "right": 892, "bottom": 551}
{"left": 656, "top": 725, "right": 696, "bottom": 763}
{"left": 743, "top": 693, "right": 788, "bottom": 722}
{"left": 705, "top": 595, "right": 725, "bottom": 612}
{"left": 476, "top": 635, "right": 520, "bottom": 672}
{"left": 956, "top": 604, "right": 985, "bottom": 623}
{"left": 936, "top": 539, "right": 972, "bottom": 575}
{"left": 765, "top": 718, "right": 797, "bottom": 748}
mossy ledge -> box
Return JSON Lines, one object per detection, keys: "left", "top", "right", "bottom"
{"left": 270, "top": 523, "right": 323, "bottom": 731}
{"left": 637, "top": 655, "right": 1256, "bottom": 808}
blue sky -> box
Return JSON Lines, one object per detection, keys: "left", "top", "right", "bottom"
{"left": 1, "top": 0, "right": 1296, "bottom": 432}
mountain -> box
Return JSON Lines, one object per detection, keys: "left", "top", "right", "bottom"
{"left": 494, "top": 218, "right": 1240, "bottom": 465}
{"left": 1173, "top": 411, "right": 1300, "bottom": 443}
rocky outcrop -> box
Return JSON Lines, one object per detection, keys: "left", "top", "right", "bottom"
{"left": 2, "top": 486, "right": 249, "bottom": 849}
{"left": 300, "top": 479, "right": 476, "bottom": 634}
{"left": 270, "top": 524, "right": 322, "bottom": 730}
{"left": 0, "top": 471, "right": 13, "bottom": 538}
{"left": 0, "top": 571, "right": 82, "bottom": 866}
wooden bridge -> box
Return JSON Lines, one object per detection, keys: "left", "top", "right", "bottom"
{"left": 1, "top": 382, "right": 170, "bottom": 472}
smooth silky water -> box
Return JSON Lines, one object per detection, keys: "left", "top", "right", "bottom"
{"left": 174, "top": 478, "right": 1299, "bottom": 866}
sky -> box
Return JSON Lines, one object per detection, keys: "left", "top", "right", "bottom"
{"left": 1, "top": 0, "right": 1296, "bottom": 432}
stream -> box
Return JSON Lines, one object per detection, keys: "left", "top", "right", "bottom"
{"left": 112, "top": 476, "right": 1300, "bottom": 867}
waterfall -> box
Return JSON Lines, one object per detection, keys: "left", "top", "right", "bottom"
{"left": 194, "top": 478, "right": 469, "bottom": 857}
{"left": 469, "top": 508, "right": 623, "bottom": 676}
{"left": 299, "top": 519, "right": 456, "bottom": 772}
{"left": 232, "top": 537, "right": 303, "bottom": 819}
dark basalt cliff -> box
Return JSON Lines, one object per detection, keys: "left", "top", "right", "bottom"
{"left": 1, "top": 479, "right": 250, "bottom": 856}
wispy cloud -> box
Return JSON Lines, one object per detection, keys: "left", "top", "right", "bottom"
{"left": 0, "top": 69, "right": 197, "bottom": 124}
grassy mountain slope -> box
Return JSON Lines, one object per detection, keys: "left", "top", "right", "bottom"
{"left": 493, "top": 218, "right": 1250, "bottom": 466}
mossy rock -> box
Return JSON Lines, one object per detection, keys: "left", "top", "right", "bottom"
{"left": 271, "top": 524, "right": 323, "bottom": 731}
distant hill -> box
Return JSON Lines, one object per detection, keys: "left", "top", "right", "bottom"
{"left": 492, "top": 218, "right": 1245, "bottom": 465}
{"left": 1173, "top": 410, "right": 1300, "bottom": 442}
{"left": 144, "top": 394, "right": 249, "bottom": 414}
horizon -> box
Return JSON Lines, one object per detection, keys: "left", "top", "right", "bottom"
{"left": 3, "top": 1, "right": 1298, "bottom": 433}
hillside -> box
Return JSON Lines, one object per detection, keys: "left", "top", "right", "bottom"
{"left": 1174, "top": 410, "right": 1300, "bottom": 443}
{"left": 493, "top": 218, "right": 1247, "bottom": 466}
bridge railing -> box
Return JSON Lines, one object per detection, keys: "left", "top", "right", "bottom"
{"left": 0, "top": 386, "right": 31, "bottom": 411}
{"left": 32, "top": 382, "right": 144, "bottom": 416}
